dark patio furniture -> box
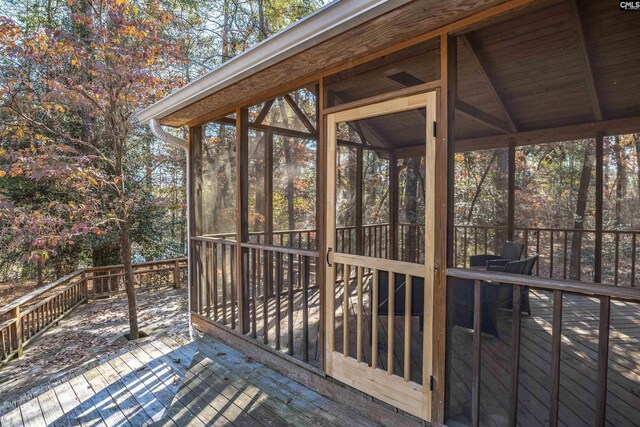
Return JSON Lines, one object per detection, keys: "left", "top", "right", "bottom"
{"left": 489, "top": 254, "right": 539, "bottom": 316}
{"left": 469, "top": 241, "right": 524, "bottom": 268}
{"left": 374, "top": 271, "right": 425, "bottom": 329}
{"left": 449, "top": 254, "right": 539, "bottom": 337}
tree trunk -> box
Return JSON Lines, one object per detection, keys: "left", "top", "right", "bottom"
{"left": 120, "top": 219, "right": 139, "bottom": 340}
{"left": 494, "top": 149, "right": 509, "bottom": 252}
{"left": 569, "top": 141, "right": 594, "bottom": 280}
{"left": 466, "top": 152, "right": 498, "bottom": 223}
{"left": 613, "top": 135, "right": 626, "bottom": 226}
{"left": 404, "top": 158, "right": 420, "bottom": 263}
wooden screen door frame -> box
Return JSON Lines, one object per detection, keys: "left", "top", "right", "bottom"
{"left": 324, "top": 91, "right": 437, "bottom": 421}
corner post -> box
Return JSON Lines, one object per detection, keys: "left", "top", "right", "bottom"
{"left": 433, "top": 33, "right": 457, "bottom": 424}
{"left": 236, "top": 107, "right": 250, "bottom": 334}
{"left": 317, "top": 80, "right": 327, "bottom": 371}
{"left": 189, "top": 125, "right": 203, "bottom": 313}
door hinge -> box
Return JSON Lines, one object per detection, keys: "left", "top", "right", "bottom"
{"left": 430, "top": 375, "right": 435, "bottom": 391}
{"left": 433, "top": 121, "right": 437, "bottom": 138}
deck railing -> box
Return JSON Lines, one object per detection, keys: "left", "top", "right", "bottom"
{"left": 454, "top": 224, "right": 640, "bottom": 286}
{"left": 0, "top": 258, "right": 187, "bottom": 366}
{"left": 446, "top": 268, "right": 640, "bottom": 426}
{"left": 191, "top": 236, "right": 319, "bottom": 365}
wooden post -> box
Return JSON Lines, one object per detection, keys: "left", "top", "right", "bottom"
{"left": 10, "top": 306, "right": 22, "bottom": 359}
{"left": 265, "top": 130, "right": 274, "bottom": 296}
{"left": 507, "top": 141, "right": 516, "bottom": 241}
{"left": 317, "top": 81, "right": 326, "bottom": 371}
{"left": 173, "top": 260, "right": 181, "bottom": 289}
{"left": 189, "top": 125, "right": 203, "bottom": 312}
{"left": 594, "top": 133, "right": 604, "bottom": 283}
{"left": 237, "top": 107, "right": 250, "bottom": 334}
{"left": 81, "top": 272, "right": 88, "bottom": 302}
{"left": 356, "top": 146, "right": 364, "bottom": 255}
{"left": 436, "top": 34, "right": 457, "bottom": 424}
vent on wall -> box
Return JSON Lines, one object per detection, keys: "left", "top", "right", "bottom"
{"left": 384, "top": 71, "right": 424, "bottom": 87}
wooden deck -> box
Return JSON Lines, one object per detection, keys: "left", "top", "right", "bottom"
{"left": 0, "top": 334, "right": 398, "bottom": 427}
{"left": 446, "top": 290, "right": 640, "bottom": 427}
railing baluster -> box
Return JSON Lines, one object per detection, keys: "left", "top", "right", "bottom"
{"left": 404, "top": 274, "right": 412, "bottom": 382}
{"left": 550, "top": 289, "right": 563, "bottom": 427}
{"left": 230, "top": 247, "right": 236, "bottom": 329}
{"left": 213, "top": 243, "right": 219, "bottom": 322}
{"left": 251, "top": 248, "right": 257, "bottom": 339}
{"left": 205, "top": 242, "right": 211, "bottom": 318}
{"left": 633, "top": 233, "right": 637, "bottom": 287}
{"left": 287, "top": 253, "right": 295, "bottom": 356}
{"left": 550, "top": 231, "right": 555, "bottom": 278}
{"left": 222, "top": 244, "right": 227, "bottom": 325}
{"left": 357, "top": 266, "right": 363, "bottom": 363}
{"left": 614, "top": 232, "right": 620, "bottom": 285}
{"left": 303, "top": 255, "right": 310, "bottom": 363}
{"left": 371, "top": 269, "right": 379, "bottom": 369}
{"left": 595, "top": 296, "right": 610, "bottom": 426}
{"left": 343, "top": 264, "right": 350, "bottom": 358}
{"left": 509, "top": 285, "right": 522, "bottom": 427}
{"left": 263, "top": 249, "right": 269, "bottom": 345}
{"left": 387, "top": 271, "right": 395, "bottom": 375}
{"left": 472, "top": 280, "right": 482, "bottom": 427}
{"left": 275, "top": 251, "right": 282, "bottom": 350}
{"left": 563, "top": 231, "right": 568, "bottom": 279}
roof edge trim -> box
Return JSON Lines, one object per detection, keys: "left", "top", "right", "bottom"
{"left": 137, "top": 0, "right": 411, "bottom": 125}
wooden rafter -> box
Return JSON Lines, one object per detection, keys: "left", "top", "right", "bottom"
{"left": 255, "top": 99, "right": 275, "bottom": 124}
{"left": 213, "top": 116, "right": 316, "bottom": 140}
{"left": 455, "top": 99, "right": 511, "bottom": 134}
{"left": 460, "top": 34, "right": 518, "bottom": 133}
{"left": 568, "top": 0, "right": 602, "bottom": 121}
{"left": 455, "top": 116, "right": 640, "bottom": 152}
{"left": 331, "top": 91, "right": 390, "bottom": 148}
{"left": 283, "top": 94, "right": 316, "bottom": 133}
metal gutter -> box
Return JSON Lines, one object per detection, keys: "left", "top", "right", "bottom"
{"left": 148, "top": 120, "right": 194, "bottom": 339}
{"left": 137, "top": 0, "right": 411, "bottom": 124}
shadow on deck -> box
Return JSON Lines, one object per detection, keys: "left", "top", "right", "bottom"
{"left": 0, "top": 334, "right": 394, "bottom": 427}
{"left": 447, "top": 290, "right": 640, "bottom": 427}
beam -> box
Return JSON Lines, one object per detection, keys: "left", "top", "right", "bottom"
{"left": 284, "top": 94, "right": 316, "bottom": 133}
{"left": 568, "top": 0, "right": 602, "bottom": 121}
{"left": 460, "top": 34, "right": 518, "bottom": 133}
{"left": 255, "top": 99, "right": 275, "bottom": 124}
{"left": 456, "top": 99, "right": 511, "bottom": 134}
{"left": 214, "top": 116, "right": 317, "bottom": 140}
{"left": 455, "top": 116, "right": 640, "bottom": 152}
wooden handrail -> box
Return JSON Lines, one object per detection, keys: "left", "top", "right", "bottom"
{"left": 240, "top": 241, "right": 319, "bottom": 258}
{"left": 446, "top": 268, "right": 640, "bottom": 302}
{"left": 0, "top": 257, "right": 187, "bottom": 365}
{"left": 0, "top": 269, "right": 84, "bottom": 316}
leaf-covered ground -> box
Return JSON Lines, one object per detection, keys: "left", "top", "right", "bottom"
{"left": 0, "top": 287, "right": 189, "bottom": 409}
{"left": 0, "top": 280, "right": 40, "bottom": 306}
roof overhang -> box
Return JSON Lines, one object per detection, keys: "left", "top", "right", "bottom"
{"left": 137, "top": 0, "right": 412, "bottom": 125}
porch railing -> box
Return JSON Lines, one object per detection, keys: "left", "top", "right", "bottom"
{"left": 446, "top": 268, "right": 640, "bottom": 426}
{"left": 191, "top": 236, "right": 319, "bottom": 365}
{"left": 454, "top": 225, "right": 640, "bottom": 286}
{"left": 0, "top": 258, "right": 187, "bottom": 366}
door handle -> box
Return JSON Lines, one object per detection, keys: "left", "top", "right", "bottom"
{"left": 326, "top": 248, "right": 333, "bottom": 266}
